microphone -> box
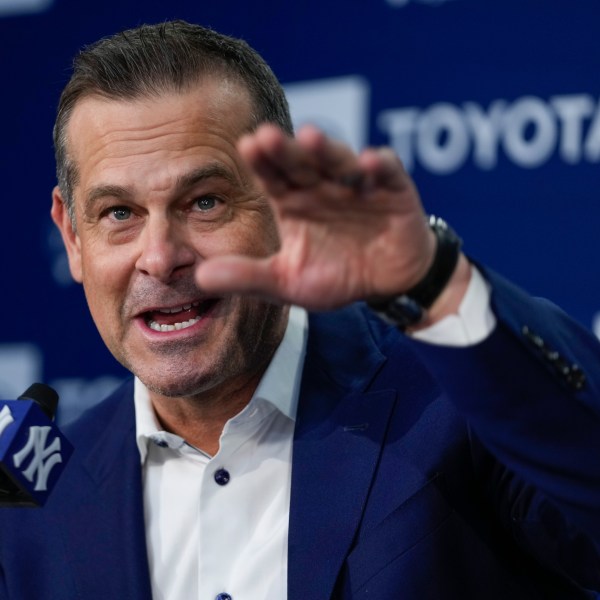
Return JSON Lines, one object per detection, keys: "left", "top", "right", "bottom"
{"left": 0, "top": 383, "right": 73, "bottom": 507}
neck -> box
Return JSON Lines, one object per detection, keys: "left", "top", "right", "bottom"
{"left": 147, "top": 303, "right": 289, "bottom": 454}
{"left": 149, "top": 365, "right": 267, "bottom": 455}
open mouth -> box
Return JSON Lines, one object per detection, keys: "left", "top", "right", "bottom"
{"left": 143, "top": 298, "right": 219, "bottom": 332}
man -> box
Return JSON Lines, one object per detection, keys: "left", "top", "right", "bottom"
{"left": 0, "top": 19, "right": 599, "bottom": 599}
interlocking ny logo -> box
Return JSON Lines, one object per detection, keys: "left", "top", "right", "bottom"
{"left": 12, "top": 426, "right": 62, "bottom": 491}
{"left": 0, "top": 405, "right": 14, "bottom": 438}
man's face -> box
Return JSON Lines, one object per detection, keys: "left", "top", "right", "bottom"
{"left": 52, "top": 80, "right": 286, "bottom": 400}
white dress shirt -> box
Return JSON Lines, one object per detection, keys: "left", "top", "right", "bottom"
{"left": 136, "top": 306, "right": 308, "bottom": 600}
{"left": 411, "top": 266, "right": 495, "bottom": 346}
{"left": 135, "top": 269, "right": 494, "bottom": 599}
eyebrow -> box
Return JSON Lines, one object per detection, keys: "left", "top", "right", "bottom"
{"left": 84, "top": 184, "right": 132, "bottom": 209}
{"left": 83, "top": 162, "right": 240, "bottom": 214}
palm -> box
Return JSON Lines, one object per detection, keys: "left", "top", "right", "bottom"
{"left": 195, "top": 125, "right": 435, "bottom": 310}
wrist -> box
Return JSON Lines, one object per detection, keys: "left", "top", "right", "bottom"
{"left": 408, "top": 253, "right": 471, "bottom": 332}
{"left": 367, "top": 216, "right": 464, "bottom": 330}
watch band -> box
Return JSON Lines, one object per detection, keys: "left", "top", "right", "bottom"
{"left": 367, "top": 216, "right": 462, "bottom": 330}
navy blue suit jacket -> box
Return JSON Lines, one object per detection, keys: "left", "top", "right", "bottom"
{"left": 1, "top": 269, "right": 599, "bottom": 598}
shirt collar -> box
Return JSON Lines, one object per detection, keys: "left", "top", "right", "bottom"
{"left": 134, "top": 306, "right": 308, "bottom": 463}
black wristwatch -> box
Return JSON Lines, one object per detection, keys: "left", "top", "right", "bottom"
{"left": 367, "top": 216, "right": 462, "bottom": 330}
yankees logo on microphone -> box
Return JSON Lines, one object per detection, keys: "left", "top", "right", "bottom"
{"left": 0, "top": 383, "right": 73, "bottom": 507}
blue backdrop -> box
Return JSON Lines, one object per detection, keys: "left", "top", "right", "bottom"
{"left": 1, "top": 0, "right": 598, "bottom": 422}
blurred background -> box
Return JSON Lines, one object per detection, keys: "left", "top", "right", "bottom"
{"left": 0, "top": 0, "right": 598, "bottom": 423}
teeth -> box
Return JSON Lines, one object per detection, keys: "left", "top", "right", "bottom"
{"left": 149, "top": 315, "right": 201, "bottom": 332}
{"left": 157, "top": 302, "right": 197, "bottom": 315}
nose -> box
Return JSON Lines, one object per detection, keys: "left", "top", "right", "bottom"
{"left": 135, "top": 216, "right": 196, "bottom": 282}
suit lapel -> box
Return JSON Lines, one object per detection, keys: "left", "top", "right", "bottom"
{"left": 59, "top": 381, "right": 153, "bottom": 599}
{"left": 288, "top": 307, "right": 397, "bottom": 600}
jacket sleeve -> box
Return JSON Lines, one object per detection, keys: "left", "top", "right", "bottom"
{"left": 405, "top": 266, "right": 600, "bottom": 591}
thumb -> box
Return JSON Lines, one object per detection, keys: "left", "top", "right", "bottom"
{"left": 195, "top": 255, "right": 282, "bottom": 300}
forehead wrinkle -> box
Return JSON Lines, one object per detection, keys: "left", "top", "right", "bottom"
{"left": 175, "top": 162, "right": 241, "bottom": 191}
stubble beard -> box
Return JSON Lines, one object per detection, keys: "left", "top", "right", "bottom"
{"left": 119, "top": 299, "right": 288, "bottom": 403}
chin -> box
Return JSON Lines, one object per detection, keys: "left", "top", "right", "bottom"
{"left": 115, "top": 342, "right": 228, "bottom": 399}
{"left": 136, "top": 368, "right": 217, "bottom": 399}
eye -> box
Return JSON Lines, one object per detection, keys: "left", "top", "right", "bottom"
{"left": 111, "top": 206, "right": 132, "bottom": 221}
{"left": 194, "top": 195, "right": 220, "bottom": 212}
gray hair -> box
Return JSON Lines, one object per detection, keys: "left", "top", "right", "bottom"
{"left": 53, "top": 20, "right": 293, "bottom": 222}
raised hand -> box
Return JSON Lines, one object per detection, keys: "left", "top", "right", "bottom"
{"left": 195, "top": 124, "right": 445, "bottom": 311}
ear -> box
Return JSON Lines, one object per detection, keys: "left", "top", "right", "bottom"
{"left": 51, "top": 186, "right": 83, "bottom": 283}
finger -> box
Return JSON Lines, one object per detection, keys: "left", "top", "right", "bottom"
{"left": 241, "top": 124, "right": 368, "bottom": 194}
{"left": 357, "top": 147, "right": 412, "bottom": 193}
{"left": 195, "top": 254, "right": 284, "bottom": 303}
{"left": 296, "top": 126, "right": 365, "bottom": 187}
{"left": 238, "top": 138, "right": 290, "bottom": 197}
{"left": 239, "top": 125, "right": 323, "bottom": 193}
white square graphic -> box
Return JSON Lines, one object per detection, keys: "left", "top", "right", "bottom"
{"left": 0, "top": 344, "right": 42, "bottom": 399}
{"left": 284, "top": 76, "right": 370, "bottom": 153}
{"left": 0, "top": 0, "right": 53, "bottom": 17}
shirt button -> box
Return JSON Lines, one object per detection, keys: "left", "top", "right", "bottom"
{"left": 215, "top": 594, "right": 232, "bottom": 600}
{"left": 150, "top": 436, "right": 169, "bottom": 448}
{"left": 214, "top": 468, "right": 231, "bottom": 486}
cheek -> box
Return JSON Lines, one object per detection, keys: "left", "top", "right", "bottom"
{"left": 191, "top": 222, "right": 274, "bottom": 258}
{"left": 260, "top": 212, "right": 281, "bottom": 253}
{"left": 225, "top": 209, "right": 280, "bottom": 256}
{"left": 81, "top": 265, "right": 130, "bottom": 354}
{"left": 80, "top": 249, "right": 131, "bottom": 313}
